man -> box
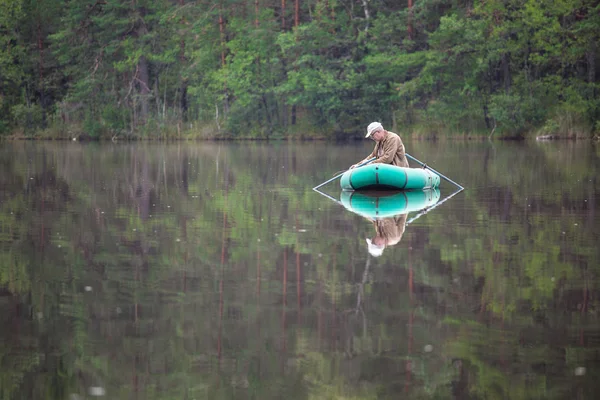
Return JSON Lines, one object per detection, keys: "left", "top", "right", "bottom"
{"left": 351, "top": 122, "right": 409, "bottom": 169}
{"left": 366, "top": 214, "right": 408, "bottom": 257}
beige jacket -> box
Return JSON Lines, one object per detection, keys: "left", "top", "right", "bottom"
{"left": 368, "top": 131, "right": 409, "bottom": 168}
{"left": 373, "top": 214, "right": 408, "bottom": 246}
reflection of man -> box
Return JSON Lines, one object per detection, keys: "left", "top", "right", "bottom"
{"left": 366, "top": 214, "right": 408, "bottom": 257}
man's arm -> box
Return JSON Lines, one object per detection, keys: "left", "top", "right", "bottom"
{"left": 350, "top": 146, "right": 377, "bottom": 169}
{"left": 373, "top": 135, "right": 401, "bottom": 164}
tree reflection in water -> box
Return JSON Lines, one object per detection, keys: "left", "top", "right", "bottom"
{"left": 0, "top": 142, "right": 598, "bottom": 399}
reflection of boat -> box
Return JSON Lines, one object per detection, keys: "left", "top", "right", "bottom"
{"left": 340, "top": 164, "right": 440, "bottom": 191}
{"left": 340, "top": 188, "right": 440, "bottom": 219}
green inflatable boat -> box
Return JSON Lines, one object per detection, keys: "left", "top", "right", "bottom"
{"left": 340, "top": 164, "right": 440, "bottom": 191}
{"left": 340, "top": 188, "right": 440, "bottom": 219}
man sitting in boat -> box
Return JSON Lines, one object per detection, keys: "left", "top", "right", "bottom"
{"left": 350, "top": 122, "right": 409, "bottom": 169}
{"left": 366, "top": 214, "right": 408, "bottom": 257}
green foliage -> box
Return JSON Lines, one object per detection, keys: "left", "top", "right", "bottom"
{"left": 11, "top": 103, "right": 44, "bottom": 133}
{"left": 488, "top": 94, "right": 530, "bottom": 135}
{"left": 0, "top": 0, "right": 598, "bottom": 137}
{"left": 0, "top": 0, "right": 25, "bottom": 82}
{"left": 0, "top": 119, "right": 9, "bottom": 135}
{"left": 101, "top": 103, "right": 129, "bottom": 134}
{"left": 83, "top": 110, "right": 103, "bottom": 139}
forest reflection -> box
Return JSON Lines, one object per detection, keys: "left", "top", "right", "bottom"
{"left": 0, "top": 141, "right": 598, "bottom": 400}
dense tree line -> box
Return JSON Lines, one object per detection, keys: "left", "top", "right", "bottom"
{"left": 0, "top": 0, "right": 598, "bottom": 138}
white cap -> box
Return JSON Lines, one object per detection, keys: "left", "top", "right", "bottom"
{"left": 366, "top": 238, "right": 385, "bottom": 257}
{"left": 365, "top": 122, "right": 383, "bottom": 138}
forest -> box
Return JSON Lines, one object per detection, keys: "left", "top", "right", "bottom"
{"left": 0, "top": 0, "right": 599, "bottom": 139}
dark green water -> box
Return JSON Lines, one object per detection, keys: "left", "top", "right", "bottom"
{"left": 0, "top": 140, "right": 598, "bottom": 399}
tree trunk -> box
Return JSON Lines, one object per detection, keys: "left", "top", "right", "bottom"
{"left": 361, "top": 0, "right": 370, "bottom": 31}
{"left": 37, "top": 21, "right": 47, "bottom": 128}
{"left": 262, "top": 94, "right": 272, "bottom": 127}
{"left": 587, "top": 40, "right": 597, "bottom": 123}
{"left": 218, "top": 3, "right": 229, "bottom": 114}
{"left": 502, "top": 53, "right": 511, "bottom": 94}
{"left": 137, "top": 55, "right": 150, "bottom": 123}
{"left": 179, "top": 0, "right": 188, "bottom": 121}
{"left": 482, "top": 102, "right": 491, "bottom": 129}
{"left": 281, "top": 0, "right": 286, "bottom": 30}
{"left": 180, "top": 81, "right": 188, "bottom": 121}
{"left": 290, "top": 0, "right": 299, "bottom": 125}
{"left": 407, "top": 0, "right": 413, "bottom": 39}
{"left": 587, "top": 40, "right": 596, "bottom": 84}
{"left": 154, "top": 77, "right": 160, "bottom": 115}
{"left": 255, "top": 0, "right": 260, "bottom": 27}
{"left": 218, "top": 8, "right": 226, "bottom": 67}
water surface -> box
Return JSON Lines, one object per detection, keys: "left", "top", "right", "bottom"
{"left": 0, "top": 140, "right": 598, "bottom": 399}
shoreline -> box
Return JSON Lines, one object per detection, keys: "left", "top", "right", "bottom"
{"left": 3, "top": 124, "right": 598, "bottom": 142}
{"left": 2, "top": 134, "right": 597, "bottom": 142}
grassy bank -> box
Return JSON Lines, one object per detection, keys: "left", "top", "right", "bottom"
{"left": 4, "top": 117, "right": 598, "bottom": 142}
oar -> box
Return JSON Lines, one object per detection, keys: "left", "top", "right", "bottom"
{"left": 404, "top": 186, "right": 464, "bottom": 226}
{"left": 405, "top": 153, "right": 464, "bottom": 190}
{"left": 312, "top": 157, "right": 376, "bottom": 190}
{"left": 313, "top": 185, "right": 377, "bottom": 223}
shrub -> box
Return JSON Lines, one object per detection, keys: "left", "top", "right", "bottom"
{"left": 11, "top": 103, "right": 44, "bottom": 134}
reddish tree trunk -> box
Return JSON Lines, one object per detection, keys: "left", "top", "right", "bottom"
{"left": 405, "top": 246, "right": 414, "bottom": 392}
{"left": 281, "top": 0, "right": 286, "bottom": 30}
{"left": 217, "top": 207, "right": 227, "bottom": 363}
{"left": 408, "top": 0, "right": 413, "bottom": 39}
{"left": 179, "top": 0, "right": 188, "bottom": 120}
{"left": 255, "top": 0, "right": 260, "bottom": 27}
{"left": 218, "top": 2, "right": 229, "bottom": 114}
{"left": 281, "top": 248, "right": 288, "bottom": 370}
{"left": 218, "top": 9, "right": 226, "bottom": 67}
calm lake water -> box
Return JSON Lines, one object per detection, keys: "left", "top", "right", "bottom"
{"left": 0, "top": 140, "right": 598, "bottom": 399}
